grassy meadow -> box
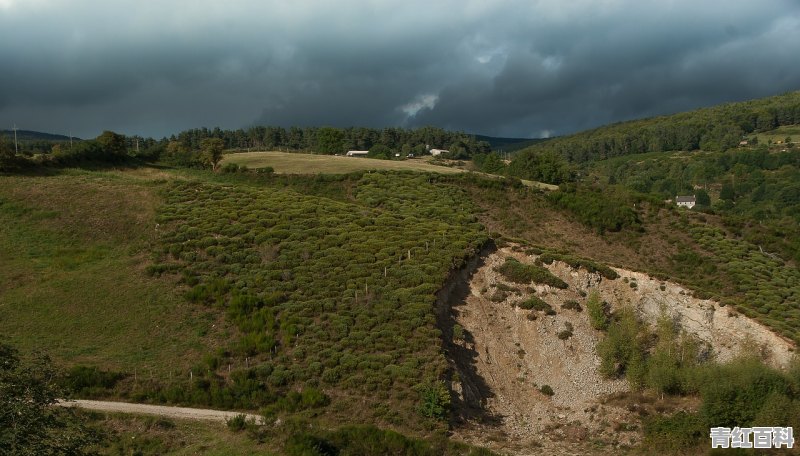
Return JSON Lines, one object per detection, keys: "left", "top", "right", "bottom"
{"left": 223, "top": 151, "right": 558, "bottom": 190}
{"left": 753, "top": 124, "right": 800, "bottom": 145}
{"left": 223, "top": 151, "right": 465, "bottom": 174}
{"left": 88, "top": 413, "right": 276, "bottom": 455}
{"left": 0, "top": 169, "right": 220, "bottom": 376}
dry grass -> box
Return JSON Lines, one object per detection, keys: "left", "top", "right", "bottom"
{"left": 224, "top": 151, "right": 558, "bottom": 190}
{"left": 464, "top": 183, "right": 723, "bottom": 289}
{"left": 224, "top": 151, "right": 466, "bottom": 175}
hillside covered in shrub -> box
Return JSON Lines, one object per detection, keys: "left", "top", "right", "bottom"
{"left": 147, "top": 171, "right": 488, "bottom": 428}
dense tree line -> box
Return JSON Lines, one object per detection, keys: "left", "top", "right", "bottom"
{"left": 471, "top": 149, "right": 573, "bottom": 184}
{"left": 166, "top": 125, "right": 491, "bottom": 157}
{"left": 0, "top": 131, "right": 164, "bottom": 170}
{"left": 509, "top": 91, "right": 800, "bottom": 179}
{"left": 1, "top": 125, "right": 494, "bottom": 171}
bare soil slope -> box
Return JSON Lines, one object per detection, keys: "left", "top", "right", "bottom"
{"left": 449, "top": 245, "right": 795, "bottom": 455}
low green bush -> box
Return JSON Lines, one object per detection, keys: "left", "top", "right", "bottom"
{"left": 496, "top": 258, "right": 568, "bottom": 288}
{"left": 561, "top": 300, "right": 582, "bottom": 312}
{"left": 61, "top": 366, "right": 126, "bottom": 395}
{"left": 518, "top": 295, "right": 552, "bottom": 312}
{"left": 225, "top": 414, "right": 251, "bottom": 432}
{"left": 586, "top": 291, "right": 609, "bottom": 330}
{"left": 285, "top": 425, "right": 497, "bottom": 456}
{"left": 538, "top": 252, "right": 619, "bottom": 280}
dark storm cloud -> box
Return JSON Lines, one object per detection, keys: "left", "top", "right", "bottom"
{"left": 0, "top": 0, "right": 798, "bottom": 138}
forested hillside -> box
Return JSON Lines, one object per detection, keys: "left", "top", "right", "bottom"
{"left": 588, "top": 147, "right": 800, "bottom": 261}
{"left": 509, "top": 90, "right": 800, "bottom": 170}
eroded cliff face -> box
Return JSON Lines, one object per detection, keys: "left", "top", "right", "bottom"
{"left": 441, "top": 244, "right": 796, "bottom": 455}
{"left": 544, "top": 256, "right": 795, "bottom": 368}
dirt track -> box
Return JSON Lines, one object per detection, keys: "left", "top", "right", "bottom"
{"left": 57, "top": 399, "right": 262, "bottom": 423}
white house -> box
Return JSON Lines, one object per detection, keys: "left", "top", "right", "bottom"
{"left": 429, "top": 148, "right": 449, "bottom": 156}
{"left": 346, "top": 150, "right": 369, "bottom": 157}
{"left": 676, "top": 195, "right": 696, "bottom": 209}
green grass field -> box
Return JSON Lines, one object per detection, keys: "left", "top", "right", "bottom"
{"left": 754, "top": 124, "right": 800, "bottom": 145}
{"left": 87, "top": 413, "right": 276, "bottom": 455}
{"left": 0, "top": 169, "right": 219, "bottom": 376}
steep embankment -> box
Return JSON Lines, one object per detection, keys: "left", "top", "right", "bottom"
{"left": 442, "top": 244, "right": 795, "bottom": 455}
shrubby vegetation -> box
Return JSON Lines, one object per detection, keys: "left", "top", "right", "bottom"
{"left": 547, "top": 184, "right": 645, "bottom": 233}
{"left": 150, "top": 171, "right": 487, "bottom": 427}
{"left": 561, "top": 300, "right": 582, "bottom": 312}
{"left": 61, "top": 366, "right": 127, "bottom": 396}
{"left": 592, "top": 308, "right": 800, "bottom": 451}
{"left": 284, "top": 424, "right": 496, "bottom": 456}
{"left": 416, "top": 380, "right": 451, "bottom": 420}
{"left": 504, "top": 149, "right": 574, "bottom": 184}
{"left": 586, "top": 291, "right": 609, "bottom": 331}
{"left": 537, "top": 252, "right": 619, "bottom": 280}
{"left": 495, "top": 257, "right": 567, "bottom": 288}
{"left": 518, "top": 295, "right": 554, "bottom": 314}
{"left": 688, "top": 224, "right": 800, "bottom": 343}
{"left": 597, "top": 308, "right": 648, "bottom": 387}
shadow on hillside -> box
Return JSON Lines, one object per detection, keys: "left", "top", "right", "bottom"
{"left": 1, "top": 160, "right": 174, "bottom": 176}
{"left": 435, "top": 241, "right": 503, "bottom": 427}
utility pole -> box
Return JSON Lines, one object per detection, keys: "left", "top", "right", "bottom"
{"left": 12, "top": 123, "right": 18, "bottom": 155}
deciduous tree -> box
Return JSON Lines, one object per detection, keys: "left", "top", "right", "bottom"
{"left": 201, "top": 138, "right": 225, "bottom": 170}
{"left": 0, "top": 342, "right": 100, "bottom": 455}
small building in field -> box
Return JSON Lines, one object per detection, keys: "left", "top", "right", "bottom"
{"left": 346, "top": 150, "right": 369, "bottom": 157}
{"left": 430, "top": 148, "right": 449, "bottom": 156}
{"left": 675, "top": 195, "right": 696, "bottom": 209}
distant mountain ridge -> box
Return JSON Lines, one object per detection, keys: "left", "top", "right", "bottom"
{"left": 0, "top": 129, "right": 77, "bottom": 141}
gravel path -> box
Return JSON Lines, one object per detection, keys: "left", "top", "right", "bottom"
{"left": 58, "top": 399, "right": 262, "bottom": 423}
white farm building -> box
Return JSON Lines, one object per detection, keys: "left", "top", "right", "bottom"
{"left": 675, "top": 195, "right": 696, "bottom": 209}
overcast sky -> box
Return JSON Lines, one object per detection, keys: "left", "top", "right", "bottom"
{"left": 1, "top": 0, "right": 799, "bottom": 139}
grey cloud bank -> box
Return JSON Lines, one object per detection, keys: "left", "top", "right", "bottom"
{"left": 0, "top": 0, "right": 799, "bottom": 139}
